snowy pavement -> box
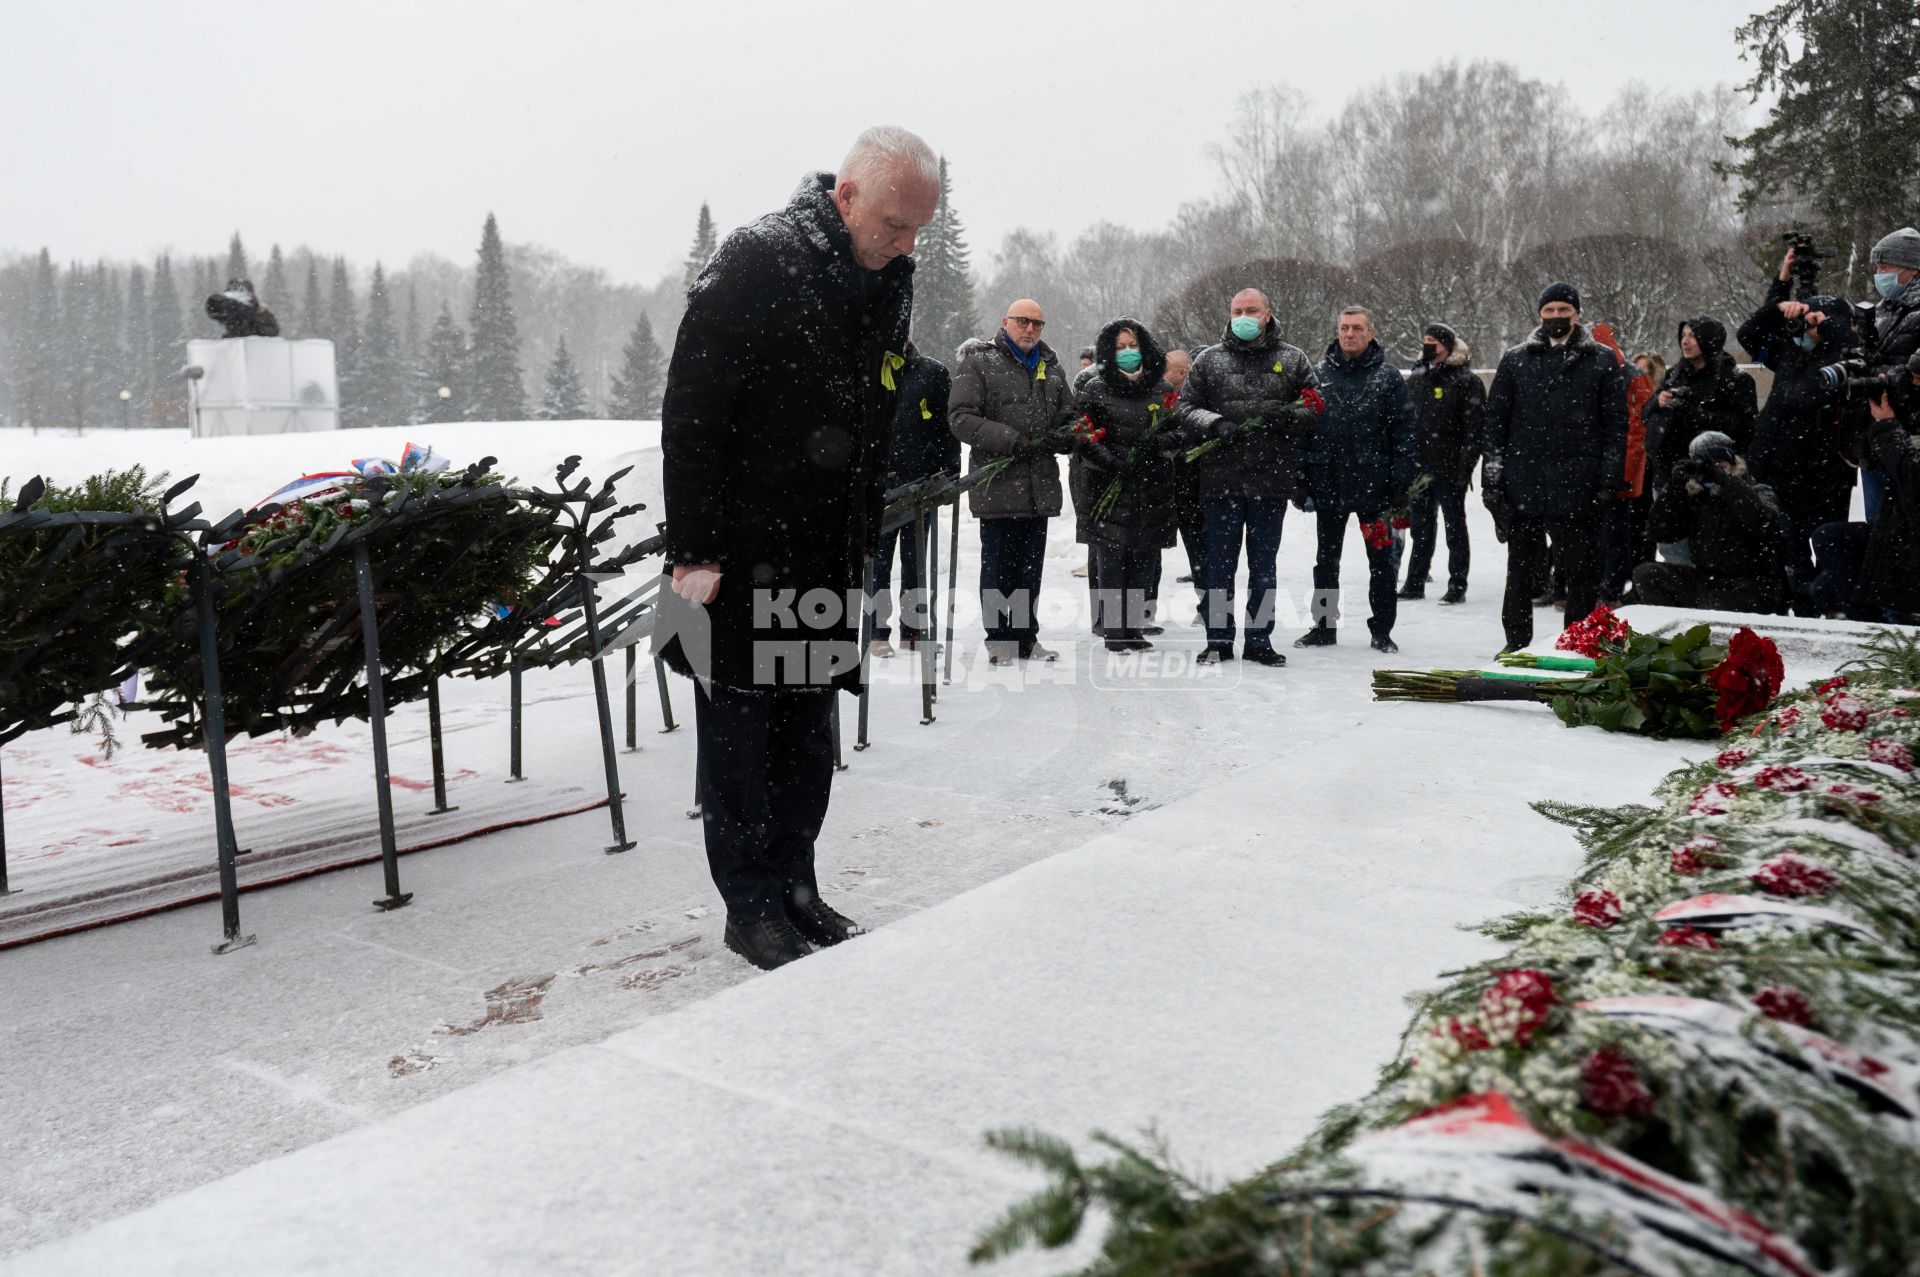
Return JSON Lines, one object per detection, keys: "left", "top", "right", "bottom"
{"left": 0, "top": 424, "right": 1837, "bottom": 1273}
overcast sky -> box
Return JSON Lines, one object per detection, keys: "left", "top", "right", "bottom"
{"left": 2, "top": 0, "right": 1766, "bottom": 287}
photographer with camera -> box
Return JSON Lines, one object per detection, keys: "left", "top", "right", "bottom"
{"left": 1630, "top": 431, "right": 1787, "bottom": 613}
{"left": 204, "top": 277, "right": 280, "bottom": 338}
{"left": 1854, "top": 362, "right": 1920, "bottom": 621}
{"left": 1641, "top": 316, "right": 1756, "bottom": 486}
{"left": 1857, "top": 227, "right": 1920, "bottom": 520}
{"left": 1734, "top": 243, "right": 1864, "bottom": 605}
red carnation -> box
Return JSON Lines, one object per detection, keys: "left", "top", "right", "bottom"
{"left": 1822, "top": 694, "right": 1870, "bottom": 732}
{"left": 1817, "top": 675, "right": 1849, "bottom": 695}
{"left": 1360, "top": 519, "right": 1393, "bottom": 551}
{"left": 1480, "top": 969, "right": 1556, "bottom": 1046}
{"left": 1689, "top": 781, "right": 1740, "bottom": 816}
{"left": 1867, "top": 738, "right": 1914, "bottom": 772}
{"left": 1714, "top": 747, "right": 1752, "bottom": 769}
{"left": 1443, "top": 1017, "right": 1490, "bottom": 1051}
{"left": 1657, "top": 925, "right": 1720, "bottom": 951}
{"left": 1823, "top": 781, "right": 1885, "bottom": 805}
{"left": 1299, "top": 386, "right": 1326, "bottom": 415}
{"left": 1751, "top": 852, "right": 1834, "bottom": 898}
{"left": 1771, "top": 705, "right": 1803, "bottom": 730}
{"left": 1704, "top": 628, "right": 1785, "bottom": 732}
{"left": 1572, "top": 887, "right": 1624, "bottom": 929}
{"left": 1669, "top": 846, "right": 1705, "bottom": 875}
{"left": 1160, "top": 390, "right": 1180, "bottom": 412}
{"left": 1753, "top": 984, "right": 1814, "bottom": 1028}
{"left": 1751, "top": 764, "right": 1811, "bottom": 793}
{"left": 1581, "top": 1048, "right": 1653, "bottom": 1118}
{"left": 1555, "top": 604, "right": 1631, "bottom": 659}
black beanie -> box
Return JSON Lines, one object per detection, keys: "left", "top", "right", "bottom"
{"left": 1537, "top": 282, "right": 1581, "bottom": 313}
{"left": 1423, "top": 323, "right": 1458, "bottom": 352}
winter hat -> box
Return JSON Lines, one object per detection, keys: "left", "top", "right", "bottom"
{"left": 1536, "top": 281, "right": 1581, "bottom": 313}
{"left": 1871, "top": 227, "right": 1920, "bottom": 272}
{"left": 1689, "top": 431, "right": 1737, "bottom": 464}
{"left": 1679, "top": 315, "right": 1727, "bottom": 355}
{"left": 1423, "top": 323, "right": 1458, "bottom": 353}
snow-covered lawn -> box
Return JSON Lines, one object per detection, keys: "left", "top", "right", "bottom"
{"left": 0, "top": 424, "right": 1839, "bottom": 1274}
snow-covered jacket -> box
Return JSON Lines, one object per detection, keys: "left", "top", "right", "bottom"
{"left": 1177, "top": 318, "right": 1320, "bottom": 502}
{"left": 1483, "top": 322, "right": 1630, "bottom": 519}
{"left": 1068, "top": 318, "right": 1196, "bottom": 549}
{"left": 1304, "top": 338, "right": 1415, "bottom": 514}
{"left": 949, "top": 331, "right": 1078, "bottom": 519}
{"left": 1405, "top": 340, "right": 1485, "bottom": 488}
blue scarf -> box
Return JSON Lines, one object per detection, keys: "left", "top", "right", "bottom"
{"left": 1001, "top": 329, "right": 1041, "bottom": 373}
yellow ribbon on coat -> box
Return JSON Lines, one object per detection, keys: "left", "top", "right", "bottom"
{"left": 919, "top": 398, "right": 932, "bottom": 420}
{"left": 1035, "top": 360, "right": 1048, "bottom": 381}
{"left": 880, "top": 351, "right": 906, "bottom": 391}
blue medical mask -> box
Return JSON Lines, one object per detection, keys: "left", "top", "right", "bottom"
{"left": 1875, "top": 270, "right": 1907, "bottom": 300}
{"left": 1113, "top": 347, "right": 1144, "bottom": 372}
{"left": 1793, "top": 333, "right": 1816, "bottom": 351}
{"left": 1229, "top": 316, "right": 1262, "bottom": 342}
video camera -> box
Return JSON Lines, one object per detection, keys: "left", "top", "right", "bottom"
{"left": 1817, "top": 348, "right": 1920, "bottom": 402}
{"left": 1782, "top": 230, "right": 1833, "bottom": 299}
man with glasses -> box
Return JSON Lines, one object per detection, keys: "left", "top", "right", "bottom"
{"left": 950, "top": 299, "right": 1078, "bottom": 663}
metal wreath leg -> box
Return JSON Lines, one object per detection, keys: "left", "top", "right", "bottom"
{"left": 355, "top": 543, "right": 412, "bottom": 911}
{"left": 580, "top": 574, "right": 636, "bottom": 854}
{"left": 194, "top": 556, "right": 254, "bottom": 950}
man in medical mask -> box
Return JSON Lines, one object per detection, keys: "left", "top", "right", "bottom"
{"left": 1482, "top": 282, "right": 1629, "bottom": 652}
{"left": 1858, "top": 227, "right": 1920, "bottom": 520}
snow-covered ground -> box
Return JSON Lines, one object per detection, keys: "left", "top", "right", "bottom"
{"left": 0, "top": 423, "right": 1843, "bottom": 1274}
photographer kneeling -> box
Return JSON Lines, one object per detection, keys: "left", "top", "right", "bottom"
{"left": 1630, "top": 431, "right": 1787, "bottom": 614}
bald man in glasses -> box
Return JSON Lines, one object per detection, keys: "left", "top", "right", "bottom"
{"left": 950, "top": 299, "right": 1080, "bottom": 663}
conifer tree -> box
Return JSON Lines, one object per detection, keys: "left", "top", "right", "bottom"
{"left": 607, "top": 310, "right": 666, "bottom": 419}
{"left": 262, "top": 244, "right": 290, "bottom": 327}
{"left": 421, "top": 302, "right": 466, "bottom": 424}
{"left": 538, "top": 334, "right": 591, "bottom": 419}
{"left": 301, "top": 257, "right": 324, "bottom": 340}
{"left": 1722, "top": 0, "right": 1920, "bottom": 293}
{"left": 913, "top": 156, "right": 980, "bottom": 360}
{"left": 148, "top": 254, "right": 187, "bottom": 426}
{"left": 23, "top": 250, "right": 58, "bottom": 430}
{"left": 125, "top": 262, "right": 151, "bottom": 419}
{"left": 683, "top": 201, "right": 717, "bottom": 293}
{"left": 358, "top": 262, "right": 406, "bottom": 428}
{"left": 330, "top": 257, "right": 363, "bottom": 426}
{"left": 468, "top": 213, "right": 526, "bottom": 420}
{"left": 225, "top": 231, "right": 248, "bottom": 283}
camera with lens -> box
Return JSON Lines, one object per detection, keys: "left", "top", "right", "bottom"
{"left": 1817, "top": 356, "right": 1907, "bottom": 402}
{"left": 1782, "top": 230, "right": 1832, "bottom": 296}
{"left": 1664, "top": 385, "right": 1692, "bottom": 411}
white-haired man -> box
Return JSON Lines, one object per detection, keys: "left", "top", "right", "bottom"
{"left": 657, "top": 126, "right": 941, "bottom": 970}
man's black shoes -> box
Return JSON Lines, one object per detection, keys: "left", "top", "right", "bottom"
{"left": 1294, "top": 627, "right": 1337, "bottom": 649}
{"left": 1396, "top": 584, "right": 1425, "bottom": 600}
{"left": 724, "top": 916, "right": 813, "bottom": 970}
{"left": 1439, "top": 586, "right": 1467, "bottom": 605}
{"left": 1370, "top": 634, "right": 1399, "bottom": 654}
{"left": 786, "top": 892, "right": 866, "bottom": 946}
{"left": 1196, "top": 646, "right": 1235, "bottom": 665}
{"left": 1243, "top": 646, "right": 1287, "bottom": 667}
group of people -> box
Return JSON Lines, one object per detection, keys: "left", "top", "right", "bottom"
{"left": 657, "top": 125, "right": 1920, "bottom": 970}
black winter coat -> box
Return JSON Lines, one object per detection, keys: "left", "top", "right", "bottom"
{"left": 1645, "top": 464, "right": 1788, "bottom": 607}
{"left": 1405, "top": 341, "right": 1485, "bottom": 489}
{"left": 888, "top": 355, "right": 957, "bottom": 484}
{"left": 1735, "top": 279, "right": 1861, "bottom": 503}
{"left": 656, "top": 172, "right": 912, "bottom": 692}
{"left": 1306, "top": 339, "right": 1416, "bottom": 514}
{"left": 1178, "top": 319, "right": 1320, "bottom": 502}
{"left": 1483, "top": 323, "right": 1630, "bottom": 519}
{"left": 1068, "top": 318, "right": 1194, "bottom": 549}
{"left": 1857, "top": 418, "right": 1920, "bottom": 614}
{"left": 1642, "top": 317, "right": 1757, "bottom": 482}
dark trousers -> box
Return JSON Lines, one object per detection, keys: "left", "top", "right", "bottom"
{"left": 1503, "top": 514, "right": 1601, "bottom": 648}
{"left": 1200, "top": 495, "right": 1286, "bottom": 650}
{"left": 1090, "top": 543, "right": 1159, "bottom": 639}
{"left": 1404, "top": 483, "right": 1469, "bottom": 593}
{"left": 1177, "top": 477, "right": 1207, "bottom": 593}
{"left": 872, "top": 518, "right": 924, "bottom": 641}
{"left": 692, "top": 682, "right": 835, "bottom": 921}
{"left": 1598, "top": 498, "right": 1636, "bottom": 601}
{"left": 1631, "top": 562, "right": 1783, "bottom": 614}
{"left": 1775, "top": 483, "right": 1853, "bottom": 586}
{"left": 1312, "top": 506, "right": 1397, "bottom": 638}
{"left": 1809, "top": 520, "right": 1873, "bottom": 619}
{"left": 979, "top": 516, "right": 1049, "bottom": 647}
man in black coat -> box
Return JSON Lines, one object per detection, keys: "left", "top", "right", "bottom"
{"left": 1734, "top": 247, "right": 1864, "bottom": 598}
{"left": 1400, "top": 322, "right": 1484, "bottom": 605}
{"left": 1177, "top": 289, "right": 1321, "bottom": 665}
{"left": 655, "top": 128, "right": 941, "bottom": 970}
{"left": 1641, "top": 316, "right": 1757, "bottom": 485}
{"left": 1631, "top": 431, "right": 1788, "bottom": 613}
{"left": 1857, "top": 371, "right": 1920, "bottom": 620}
{"left": 1298, "top": 306, "right": 1414, "bottom": 652}
{"left": 870, "top": 345, "right": 956, "bottom": 655}
{"left": 1483, "top": 282, "right": 1630, "bottom": 652}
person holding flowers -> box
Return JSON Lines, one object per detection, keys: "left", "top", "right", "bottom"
{"left": 1069, "top": 318, "right": 1195, "bottom": 651}
{"left": 1177, "top": 287, "right": 1322, "bottom": 666}
{"left": 1297, "top": 305, "right": 1415, "bottom": 653}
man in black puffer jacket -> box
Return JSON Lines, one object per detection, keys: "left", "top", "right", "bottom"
{"left": 1735, "top": 247, "right": 1865, "bottom": 599}
{"left": 1178, "top": 288, "right": 1321, "bottom": 665}
{"left": 1856, "top": 369, "right": 1920, "bottom": 620}
{"left": 1641, "top": 315, "right": 1757, "bottom": 488}
{"left": 870, "top": 345, "right": 956, "bottom": 655}
{"left": 1401, "top": 322, "right": 1484, "bottom": 605}
{"left": 657, "top": 132, "right": 940, "bottom": 971}
{"left": 1070, "top": 317, "right": 1194, "bottom": 650}
{"left": 1298, "top": 306, "right": 1414, "bottom": 652}
{"left": 1483, "top": 282, "right": 1629, "bottom": 652}
{"left": 1860, "top": 227, "right": 1920, "bottom": 522}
